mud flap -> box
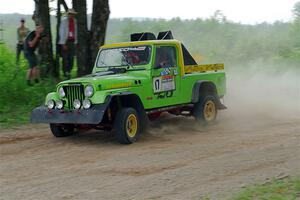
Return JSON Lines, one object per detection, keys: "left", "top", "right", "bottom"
{"left": 217, "top": 98, "right": 227, "bottom": 110}
{"left": 218, "top": 103, "right": 227, "bottom": 110}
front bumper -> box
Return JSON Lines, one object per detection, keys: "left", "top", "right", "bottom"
{"left": 30, "top": 104, "right": 107, "bottom": 124}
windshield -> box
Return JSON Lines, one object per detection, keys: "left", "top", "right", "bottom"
{"left": 96, "top": 46, "right": 151, "bottom": 68}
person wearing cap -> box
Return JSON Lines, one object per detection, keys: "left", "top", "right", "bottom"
{"left": 58, "top": 8, "right": 78, "bottom": 79}
{"left": 16, "top": 18, "right": 30, "bottom": 64}
{"left": 24, "top": 25, "right": 44, "bottom": 86}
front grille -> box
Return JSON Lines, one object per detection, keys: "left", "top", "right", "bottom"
{"left": 63, "top": 84, "right": 85, "bottom": 109}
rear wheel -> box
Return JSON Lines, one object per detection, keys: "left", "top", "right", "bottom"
{"left": 50, "top": 124, "right": 75, "bottom": 137}
{"left": 114, "top": 107, "right": 140, "bottom": 144}
{"left": 192, "top": 95, "right": 217, "bottom": 123}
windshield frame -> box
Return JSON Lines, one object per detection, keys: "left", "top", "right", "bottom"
{"left": 95, "top": 45, "right": 152, "bottom": 69}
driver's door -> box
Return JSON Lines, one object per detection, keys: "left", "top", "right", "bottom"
{"left": 151, "top": 45, "right": 181, "bottom": 107}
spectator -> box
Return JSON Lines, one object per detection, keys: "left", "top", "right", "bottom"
{"left": 24, "top": 25, "right": 44, "bottom": 86}
{"left": 58, "top": 8, "right": 78, "bottom": 79}
{"left": 16, "top": 18, "right": 30, "bottom": 64}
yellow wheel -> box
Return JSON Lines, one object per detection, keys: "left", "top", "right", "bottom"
{"left": 126, "top": 114, "right": 138, "bottom": 137}
{"left": 203, "top": 100, "right": 216, "bottom": 122}
{"left": 192, "top": 95, "right": 218, "bottom": 123}
{"left": 114, "top": 108, "right": 140, "bottom": 144}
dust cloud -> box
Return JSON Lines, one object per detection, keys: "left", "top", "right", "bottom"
{"left": 148, "top": 66, "right": 300, "bottom": 135}
{"left": 225, "top": 67, "right": 300, "bottom": 122}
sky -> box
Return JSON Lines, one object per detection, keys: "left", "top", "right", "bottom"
{"left": 0, "top": 0, "right": 298, "bottom": 24}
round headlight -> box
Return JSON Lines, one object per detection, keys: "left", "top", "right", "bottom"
{"left": 73, "top": 99, "right": 81, "bottom": 109}
{"left": 58, "top": 87, "right": 65, "bottom": 98}
{"left": 83, "top": 99, "right": 92, "bottom": 109}
{"left": 56, "top": 100, "right": 64, "bottom": 109}
{"left": 46, "top": 99, "right": 55, "bottom": 109}
{"left": 84, "top": 85, "right": 94, "bottom": 97}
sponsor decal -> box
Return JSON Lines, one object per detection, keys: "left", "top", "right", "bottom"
{"left": 184, "top": 63, "right": 224, "bottom": 73}
{"left": 153, "top": 75, "right": 175, "bottom": 93}
{"left": 156, "top": 91, "right": 173, "bottom": 99}
{"left": 117, "top": 46, "right": 147, "bottom": 51}
{"left": 107, "top": 82, "right": 132, "bottom": 89}
{"left": 173, "top": 69, "right": 178, "bottom": 75}
{"left": 160, "top": 68, "right": 171, "bottom": 76}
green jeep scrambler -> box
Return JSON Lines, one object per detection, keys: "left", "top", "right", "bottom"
{"left": 31, "top": 31, "right": 226, "bottom": 144}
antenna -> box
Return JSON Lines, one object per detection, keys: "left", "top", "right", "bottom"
{"left": 161, "top": 31, "right": 170, "bottom": 40}
{"left": 138, "top": 32, "right": 145, "bottom": 41}
{"left": 157, "top": 31, "right": 174, "bottom": 40}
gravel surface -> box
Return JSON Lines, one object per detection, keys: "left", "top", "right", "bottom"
{"left": 1, "top": 70, "right": 299, "bottom": 199}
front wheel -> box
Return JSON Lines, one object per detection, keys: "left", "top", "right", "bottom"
{"left": 192, "top": 95, "right": 218, "bottom": 123}
{"left": 114, "top": 107, "right": 140, "bottom": 144}
{"left": 50, "top": 124, "right": 75, "bottom": 137}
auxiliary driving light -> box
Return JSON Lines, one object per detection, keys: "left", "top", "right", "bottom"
{"left": 56, "top": 100, "right": 64, "bottom": 109}
{"left": 58, "top": 87, "right": 65, "bottom": 98}
{"left": 82, "top": 99, "right": 91, "bottom": 109}
{"left": 46, "top": 99, "right": 55, "bottom": 109}
{"left": 73, "top": 99, "right": 81, "bottom": 109}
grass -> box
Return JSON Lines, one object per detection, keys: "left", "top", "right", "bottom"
{"left": 0, "top": 44, "right": 56, "bottom": 127}
{"left": 231, "top": 178, "right": 300, "bottom": 200}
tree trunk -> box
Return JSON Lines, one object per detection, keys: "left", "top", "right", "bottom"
{"left": 90, "top": 0, "right": 110, "bottom": 72}
{"left": 34, "top": 0, "right": 55, "bottom": 77}
{"left": 54, "top": 0, "right": 62, "bottom": 78}
{"left": 73, "top": 0, "right": 90, "bottom": 76}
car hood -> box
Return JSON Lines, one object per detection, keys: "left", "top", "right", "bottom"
{"left": 58, "top": 71, "right": 147, "bottom": 90}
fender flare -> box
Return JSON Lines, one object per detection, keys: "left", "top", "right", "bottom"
{"left": 191, "top": 81, "right": 218, "bottom": 103}
{"left": 191, "top": 81, "right": 227, "bottom": 109}
{"left": 107, "top": 92, "right": 145, "bottom": 110}
{"left": 106, "top": 92, "right": 148, "bottom": 128}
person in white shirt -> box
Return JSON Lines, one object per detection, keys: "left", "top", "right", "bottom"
{"left": 58, "top": 9, "right": 78, "bottom": 79}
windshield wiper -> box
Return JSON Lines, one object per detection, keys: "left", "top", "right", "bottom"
{"left": 106, "top": 62, "right": 132, "bottom": 72}
{"left": 121, "top": 54, "right": 135, "bottom": 70}
{"left": 106, "top": 66, "right": 145, "bottom": 73}
{"left": 127, "top": 67, "right": 146, "bottom": 71}
{"left": 108, "top": 67, "right": 127, "bottom": 74}
{"left": 125, "top": 62, "right": 133, "bottom": 69}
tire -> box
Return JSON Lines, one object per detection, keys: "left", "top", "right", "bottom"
{"left": 50, "top": 124, "right": 75, "bottom": 137}
{"left": 113, "top": 107, "right": 140, "bottom": 144}
{"left": 192, "top": 95, "right": 218, "bottom": 123}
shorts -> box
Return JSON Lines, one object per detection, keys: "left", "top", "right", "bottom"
{"left": 17, "top": 43, "right": 24, "bottom": 52}
{"left": 24, "top": 52, "right": 38, "bottom": 68}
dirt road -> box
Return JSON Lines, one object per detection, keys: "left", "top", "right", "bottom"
{"left": 1, "top": 70, "right": 300, "bottom": 199}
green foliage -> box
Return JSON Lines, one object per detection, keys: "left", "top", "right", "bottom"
{"left": 293, "top": 1, "right": 300, "bottom": 19}
{"left": 232, "top": 178, "right": 300, "bottom": 200}
{"left": 1, "top": 13, "right": 299, "bottom": 69}
{"left": 105, "top": 18, "right": 299, "bottom": 68}
{"left": 0, "top": 45, "right": 55, "bottom": 127}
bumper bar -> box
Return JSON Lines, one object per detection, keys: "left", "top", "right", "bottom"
{"left": 30, "top": 104, "right": 107, "bottom": 124}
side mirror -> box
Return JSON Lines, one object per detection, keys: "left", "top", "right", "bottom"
{"left": 153, "top": 64, "right": 161, "bottom": 69}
